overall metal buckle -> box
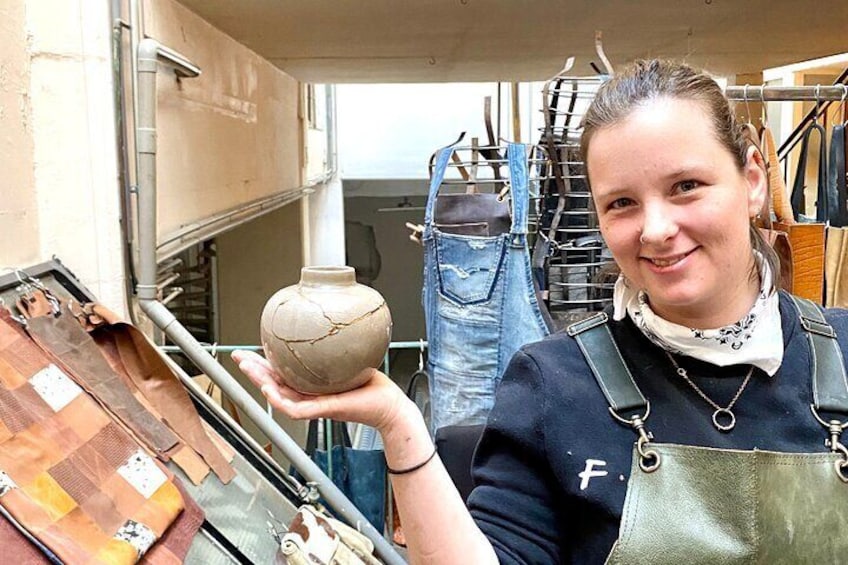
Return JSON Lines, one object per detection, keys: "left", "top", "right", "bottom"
{"left": 810, "top": 405, "right": 848, "bottom": 483}
{"left": 610, "top": 402, "right": 661, "bottom": 473}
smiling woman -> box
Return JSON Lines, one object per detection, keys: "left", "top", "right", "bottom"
{"left": 587, "top": 96, "right": 767, "bottom": 329}
{"left": 235, "top": 60, "right": 848, "bottom": 565}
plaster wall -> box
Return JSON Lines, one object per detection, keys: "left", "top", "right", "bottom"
{"left": 0, "top": 0, "right": 125, "bottom": 312}
{"left": 0, "top": 1, "right": 38, "bottom": 267}
{"left": 144, "top": 0, "right": 303, "bottom": 241}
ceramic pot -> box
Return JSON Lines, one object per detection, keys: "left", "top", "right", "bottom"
{"left": 260, "top": 266, "right": 392, "bottom": 395}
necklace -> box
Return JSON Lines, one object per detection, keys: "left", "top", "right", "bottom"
{"left": 665, "top": 352, "right": 755, "bottom": 432}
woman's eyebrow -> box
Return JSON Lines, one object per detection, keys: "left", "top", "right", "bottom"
{"left": 661, "top": 164, "right": 708, "bottom": 181}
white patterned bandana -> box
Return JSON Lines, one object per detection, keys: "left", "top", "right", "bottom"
{"left": 612, "top": 252, "right": 783, "bottom": 376}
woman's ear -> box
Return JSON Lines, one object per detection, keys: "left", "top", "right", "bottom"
{"left": 743, "top": 145, "right": 768, "bottom": 219}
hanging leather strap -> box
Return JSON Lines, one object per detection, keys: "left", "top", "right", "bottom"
{"left": 790, "top": 123, "right": 829, "bottom": 221}
{"left": 827, "top": 124, "right": 848, "bottom": 227}
{"left": 566, "top": 312, "right": 648, "bottom": 414}
{"left": 480, "top": 96, "right": 503, "bottom": 180}
{"left": 790, "top": 295, "right": 848, "bottom": 414}
{"left": 761, "top": 126, "right": 796, "bottom": 224}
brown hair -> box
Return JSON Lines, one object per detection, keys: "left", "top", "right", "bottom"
{"left": 580, "top": 59, "right": 779, "bottom": 291}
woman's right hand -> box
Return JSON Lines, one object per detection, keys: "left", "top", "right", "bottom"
{"left": 231, "top": 349, "right": 415, "bottom": 433}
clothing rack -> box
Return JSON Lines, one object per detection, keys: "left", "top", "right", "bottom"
{"left": 532, "top": 62, "right": 613, "bottom": 324}
{"left": 723, "top": 66, "right": 848, "bottom": 161}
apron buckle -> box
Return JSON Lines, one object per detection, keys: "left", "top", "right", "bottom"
{"left": 810, "top": 404, "right": 848, "bottom": 482}
{"left": 609, "top": 404, "right": 661, "bottom": 473}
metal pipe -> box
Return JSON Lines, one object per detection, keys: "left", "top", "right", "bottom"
{"left": 133, "top": 38, "right": 404, "bottom": 565}
{"left": 724, "top": 84, "right": 848, "bottom": 101}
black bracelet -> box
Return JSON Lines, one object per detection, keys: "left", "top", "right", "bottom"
{"left": 386, "top": 447, "right": 437, "bottom": 475}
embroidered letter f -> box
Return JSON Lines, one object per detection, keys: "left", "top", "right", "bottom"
{"left": 578, "top": 459, "right": 608, "bottom": 491}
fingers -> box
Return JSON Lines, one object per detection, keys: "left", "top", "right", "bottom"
{"left": 230, "top": 350, "right": 405, "bottom": 427}
{"left": 232, "top": 350, "right": 278, "bottom": 388}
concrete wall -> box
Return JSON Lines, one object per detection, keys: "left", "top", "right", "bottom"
{"left": 344, "top": 195, "right": 427, "bottom": 343}
{"left": 216, "top": 201, "right": 307, "bottom": 453}
{"left": 145, "top": 0, "right": 303, "bottom": 241}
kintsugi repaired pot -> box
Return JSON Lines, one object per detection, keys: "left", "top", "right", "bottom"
{"left": 260, "top": 266, "right": 392, "bottom": 395}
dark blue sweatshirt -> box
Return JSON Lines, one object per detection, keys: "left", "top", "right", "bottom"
{"left": 469, "top": 292, "right": 848, "bottom": 564}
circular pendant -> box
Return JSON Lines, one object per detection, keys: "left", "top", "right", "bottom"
{"left": 712, "top": 408, "right": 736, "bottom": 432}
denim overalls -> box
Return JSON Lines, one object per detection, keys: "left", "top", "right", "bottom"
{"left": 422, "top": 142, "right": 551, "bottom": 433}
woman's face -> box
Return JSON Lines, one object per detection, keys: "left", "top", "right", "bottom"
{"left": 587, "top": 97, "right": 767, "bottom": 328}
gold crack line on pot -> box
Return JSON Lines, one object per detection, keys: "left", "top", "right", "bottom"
{"left": 295, "top": 288, "right": 386, "bottom": 332}
{"left": 280, "top": 337, "right": 330, "bottom": 384}
{"left": 274, "top": 301, "right": 387, "bottom": 345}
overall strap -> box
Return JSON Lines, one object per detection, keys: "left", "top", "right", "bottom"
{"left": 424, "top": 133, "right": 467, "bottom": 231}
{"left": 567, "top": 312, "right": 648, "bottom": 415}
{"left": 790, "top": 295, "right": 848, "bottom": 414}
{"left": 506, "top": 142, "right": 530, "bottom": 237}
{"left": 424, "top": 146, "right": 455, "bottom": 230}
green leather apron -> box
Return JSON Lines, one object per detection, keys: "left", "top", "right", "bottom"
{"left": 567, "top": 296, "right": 848, "bottom": 565}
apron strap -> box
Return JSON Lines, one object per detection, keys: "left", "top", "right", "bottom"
{"left": 789, "top": 295, "right": 848, "bottom": 415}
{"left": 567, "top": 312, "right": 648, "bottom": 415}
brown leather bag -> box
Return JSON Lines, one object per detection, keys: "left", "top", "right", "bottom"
{"left": 761, "top": 126, "right": 826, "bottom": 303}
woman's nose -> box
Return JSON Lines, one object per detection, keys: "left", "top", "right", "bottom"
{"left": 640, "top": 203, "right": 678, "bottom": 244}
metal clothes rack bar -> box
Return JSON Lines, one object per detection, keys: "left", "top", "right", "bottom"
{"left": 724, "top": 84, "right": 848, "bottom": 101}
{"left": 723, "top": 67, "right": 848, "bottom": 161}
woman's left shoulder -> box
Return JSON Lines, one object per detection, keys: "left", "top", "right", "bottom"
{"left": 778, "top": 290, "right": 848, "bottom": 337}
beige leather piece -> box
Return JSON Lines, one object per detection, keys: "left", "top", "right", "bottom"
{"left": 825, "top": 227, "right": 848, "bottom": 308}
{"left": 202, "top": 419, "right": 236, "bottom": 463}
{"left": 606, "top": 443, "right": 848, "bottom": 565}
{"left": 170, "top": 445, "right": 211, "bottom": 486}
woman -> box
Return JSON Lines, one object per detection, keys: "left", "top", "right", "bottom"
{"left": 234, "top": 60, "right": 848, "bottom": 563}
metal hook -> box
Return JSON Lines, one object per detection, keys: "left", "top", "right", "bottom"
{"left": 0, "top": 294, "right": 28, "bottom": 327}
{"left": 838, "top": 84, "right": 847, "bottom": 124}
{"left": 743, "top": 84, "right": 753, "bottom": 124}
{"left": 814, "top": 84, "right": 821, "bottom": 124}
{"left": 418, "top": 339, "right": 425, "bottom": 372}
{"left": 761, "top": 91, "right": 770, "bottom": 127}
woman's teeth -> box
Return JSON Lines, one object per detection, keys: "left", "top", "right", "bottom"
{"left": 651, "top": 255, "right": 684, "bottom": 267}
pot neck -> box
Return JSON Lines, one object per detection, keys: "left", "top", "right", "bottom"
{"left": 300, "top": 266, "right": 356, "bottom": 287}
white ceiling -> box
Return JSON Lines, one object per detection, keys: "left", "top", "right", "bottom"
{"left": 176, "top": 0, "right": 848, "bottom": 83}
